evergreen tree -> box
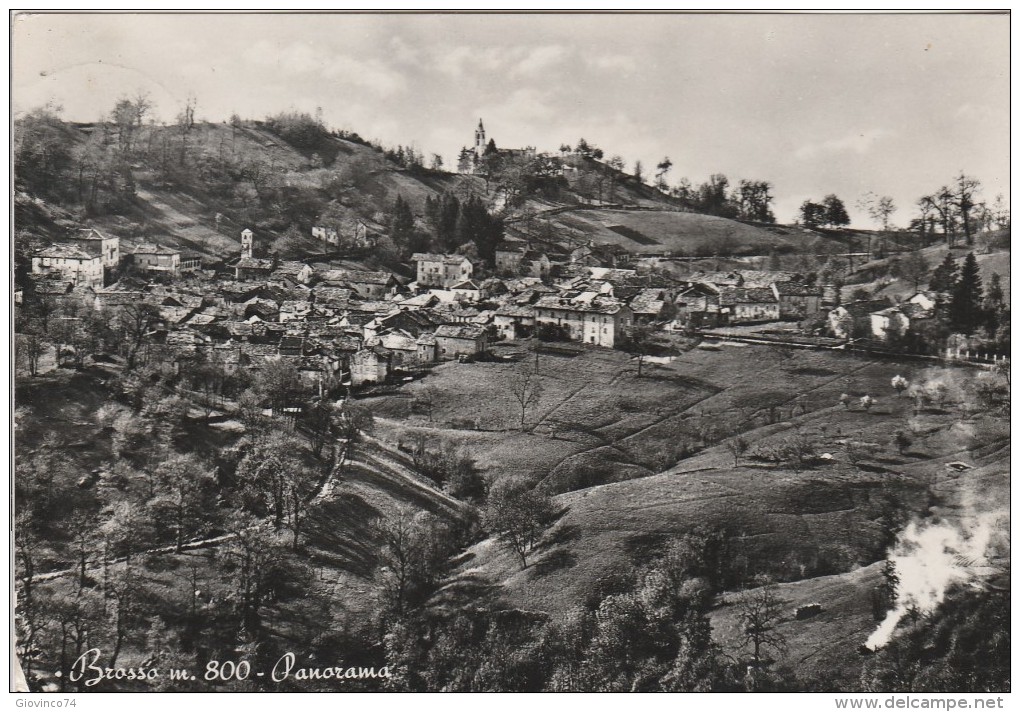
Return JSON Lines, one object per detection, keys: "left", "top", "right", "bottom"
{"left": 948, "top": 252, "right": 984, "bottom": 334}
{"left": 929, "top": 252, "right": 958, "bottom": 293}
{"left": 984, "top": 272, "right": 1005, "bottom": 312}
{"left": 457, "top": 196, "right": 502, "bottom": 263}
{"left": 389, "top": 195, "right": 415, "bottom": 252}
{"left": 438, "top": 193, "right": 461, "bottom": 252}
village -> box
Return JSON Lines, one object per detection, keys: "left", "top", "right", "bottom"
{"left": 22, "top": 216, "right": 965, "bottom": 403}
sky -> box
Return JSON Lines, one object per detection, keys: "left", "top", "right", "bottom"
{"left": 12, "top": 11, "right": 1010, "bottom": 225}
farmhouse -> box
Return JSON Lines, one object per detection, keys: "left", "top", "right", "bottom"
{"left": 905, "top": 291, "right": 939, "bottom": 311}
{"left": 334, "top": 269, "right": 398, "bottom": 299}
{"left": 413, "top": 253, "right": 474, "bottom": 289}
{"left": 674, "top": 284, "right": 721, "bottom": 328}
{"left": 827, "top": 299, "right": 892, "bottom": 339}
{"left": 350, "top": 347, "right": 391, "bottom": 386}
{"left": 434, "top": 324, "right": 488, "bottom": 360}
{"left": 495, "top": 244, "right": 551, "bottom": 278}
{"left": 494, "top": 304, "right": 536, "bottom": 340}
{"left": 70, "top": 227, "right": 120, "bottom": 268}
{"left": 628, "top": 288, "right": 670, "bottom": 324}
{"left": 450, "top": 280, "right": 482, "bottom": 303}
{"left": 772, "top": 281, "right": 823, "bottom": 319}
{"left": 312, "top": 225, "right": 339, "bottom": 246}
{"left": 534, "top": 294, "right": 632, "bottom": 348}
{"left": 235, "top": 257, "right": 275, "bottom": 281}
{"left": 272, "top": 261, "right": 313, "bottom": 285}
{"left": 32, "top": 245, "right": 105, "bottom": 288}
{"left": 869, "top": 307, "right": 910, "bottom": 341}
{"left": 870, "top": 302, "right": 934, "bottom": 341}
{"left": 719, "top": 287, "right": 780, "bottom": 324}
{"left": 131, "top": 244, "right": 181, "bottom": 277}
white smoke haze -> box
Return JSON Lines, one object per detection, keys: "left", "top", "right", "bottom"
{"left": 865, "top": 511, "right": 1007, "bottom": 650}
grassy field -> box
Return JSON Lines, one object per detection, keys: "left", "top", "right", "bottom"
{"left": 424, "top": 344, "right": 1009, "bottom": 684}
{"left": 541, "top": 208, "right": 822, "bottom": 256}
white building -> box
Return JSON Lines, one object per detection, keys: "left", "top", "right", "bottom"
{"left": 534, "top": 293, "right": 632, "bottom": 348}
{"left": 70, "top": 228, "right": 119, "bottom": 269}
{"left": 412, "top": 253, "right": 473, "bottom": 289}
{"left": 32, "top": 245, "right": 104, "bottom": 288}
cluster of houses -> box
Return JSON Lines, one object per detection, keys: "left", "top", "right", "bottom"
{"left": 25, "top": 224, "right": 941, "bottom": 394}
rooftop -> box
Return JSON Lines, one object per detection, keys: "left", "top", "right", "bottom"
{"left": 434, "top": 323, "right": 487, "bottom": 340}
{"left": 133, "top": 243, "right": 180, "bottom": 256}
{"left": 534, "top": 294, "right": 626, "bottom": 315}
{"left": 34, "top": 244, "right": 97, "bottom": 260}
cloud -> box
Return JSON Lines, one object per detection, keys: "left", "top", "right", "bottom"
{"left": 435, "top": 44, "right": 570, "bottom": 79}
{"left": 509, "top": 45, "right": 570, "bottom": 78}
{"left": 794, "top": 128, "right": 894, "bottom": 161}
{"left": 243, "top": 40, "right": 405, "bottom": 96}
{"left": 586, "top": 53, "right": 638, "bottom": 73}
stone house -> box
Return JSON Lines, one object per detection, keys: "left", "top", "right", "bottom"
{"left": 719, "top": 287, "right": 780, "bottom": 324}
{"left": 450, "top": 280, "right": 482, "bottom": 303}
{"left": 434, "top": 324, "right": 488, "bottom": 359}
{"left": 771, "top": 282, "right": 823, "bottom": 320}
{"left": 272, "top": 261, "right": 313, "bottom": 285}
{"left": 337, "top": 270, "right": 398, "bottom": 299}
{"left": 32, "top": 245, "right": 105, "bottom": 288}
{"left": 70, "top": 227, "right": 120, "bottom": 269}
{"left": 350, "top": 347, "right": 392, "bottom": 386}
{"left": 131, "top": 244, "right": 181, "bottom": 277}
{"left": 494, "top": 304, "right": 536, "bottom": 340}
{"left": 412, "top": 253, "right": 474, "bottom": 289}
{"left": 533, "top": 294, "right": 632, "bottom": 348}
{"left": 235, "top": 257, "right": 276, "bottom": 281}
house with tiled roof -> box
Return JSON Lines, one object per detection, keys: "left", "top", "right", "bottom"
{"left": 771, "top": 281, "right": 823, "bottom": 319}
{"left": 271, "top": 261, "right": 313, "bottom": 285}
{"left": 434, "top": 323, "right": 488, "bottom": 359}
{"left": 534, "top": 293, "right": 632, "bottom": 348}
{"left": 412, "top": 253, "right": 473, "bottom": 289}
{"left": 32, "top": 244, "right": 104, "bottom": 288}
{"left": 235, "top": 257, "right": 275, "bottom": 282}
{"left": 494, "top": 304, "right": 536, "bottom": 340}
{"left": 131, "top": 244, "right": 181, "bottom": 277}
{"left": 351, "top": 346, "right": 392, "bottom": 386}
{"left": 70, "top": 227, "right": 120, "bottom": 268}
{"left": 719, "top": 287, "right": 780, "bottom": 324}
{"left": 628, "top": 288, "right": 669, "bottom": 323}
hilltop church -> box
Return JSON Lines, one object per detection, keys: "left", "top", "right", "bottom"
{"left": 457, "top": 119, "right": 536, "bottom": 175}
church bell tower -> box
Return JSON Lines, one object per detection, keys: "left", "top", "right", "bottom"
{"left": 474, "top": 118, "right": 486, "bottom": 158}
{"left": 241, "top": 228, "right": 253, "bottom": 259}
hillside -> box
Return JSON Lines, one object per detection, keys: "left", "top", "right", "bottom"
{"left": 14, "top": 112, "right": 875, "bottom": 270}
{"left": 423, "top": 344, "right": 1009, "bottom": 686}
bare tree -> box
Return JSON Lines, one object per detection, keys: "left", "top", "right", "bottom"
{"left": 620, "top": 323, "right": 657, "bottom": 377}
{"left": 506, "top": 364, "right": 543, "bottom": 430}
{"left": 374, "top": 508, "right": 451, "bottom": 615}
{"left": 414, "top": 385, "right": 438, "bottom": 425}
{"left": 737, "top": 574, "right": 787, "bottom": 667}
{"left": 954, "top": 172, "right": 981, "bottom": 246}
{"left": 332, "top": 401, "right": 375, "bottom": 474}
{"left": 858, "top": 192, "right": 897, "bottom": 231}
